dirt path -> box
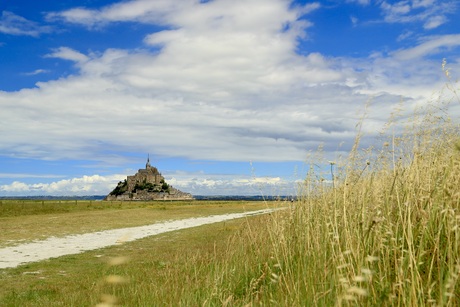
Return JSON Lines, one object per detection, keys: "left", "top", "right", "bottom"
{"left": 0, "top": 208, "right": 276, "bottom": 269}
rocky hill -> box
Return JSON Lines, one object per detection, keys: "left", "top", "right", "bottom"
{"left": 104, "top": 157, "right": 194, "bottom": 201}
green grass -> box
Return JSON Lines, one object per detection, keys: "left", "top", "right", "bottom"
{"left": 0, "top": 207, "right": 286, "bottom": 306}
{"left": 0, "top": 199, "right": 261, "bottom": 217}
{"left": 0, "top": 200, "right": 275, "bottom": 247}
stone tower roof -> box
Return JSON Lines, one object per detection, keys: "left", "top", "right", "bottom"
{"left": 146, "top": 154, "right": 151, "bottom": 169}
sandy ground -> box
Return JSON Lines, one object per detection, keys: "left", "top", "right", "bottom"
{"left": 0, "top": 208, "right": 277, "bottom": 269}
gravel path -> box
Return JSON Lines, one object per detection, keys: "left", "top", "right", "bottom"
{"left": 0, "top": 208, "right": 277, "bottom": 269}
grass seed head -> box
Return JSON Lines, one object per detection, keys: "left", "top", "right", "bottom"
{"left": 107, "top": 256, "right": 130, "bottom": 266}
{"left": 352, "top": 275, "right": 366, "bottom": 282}
{"left": 105, "top": 275, "right": 129, "bottom": 284}
{"left": 347, "top": 286, "right": 368, "bottom": 296}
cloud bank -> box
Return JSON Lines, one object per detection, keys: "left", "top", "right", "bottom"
{"left": 0, "top": 173, "right": 297, "bottom": 196}
{"left": 1, "top": 0, "right": 459, "bottom": 195}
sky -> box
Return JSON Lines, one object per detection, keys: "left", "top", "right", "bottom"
{"left": 1, "top": 0, "right": 460, "bottom": 197}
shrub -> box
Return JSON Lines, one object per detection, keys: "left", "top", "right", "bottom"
{"left": 109, "top": 180, "right": 128, "bottom": 196}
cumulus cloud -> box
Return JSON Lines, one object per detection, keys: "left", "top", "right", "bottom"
{"left": 1, "top": 0, "right": 459, "bottom": 198}
{"left": 0, "top": 174, "right": 124, "bottom": 196}
{"left": 0, "top": 11, "right": 52, "bottom": 37}
{"left": 1, "top": 0, "right": 354, "bottom": 164}
{"left": 165, "top": 172, "right": 297, "bottom": 196}
{"left": 0, "top": 172, "right": 297, "bottom": 196}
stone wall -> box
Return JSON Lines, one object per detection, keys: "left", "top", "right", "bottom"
{"left": 127, "top": 166, "right": 164, "bottom": 191}
{"left": 104, "top": 160, "right": 194, "bottom": 201}
{"left": 104, "top": 187, "right": 194, "bottom": 201}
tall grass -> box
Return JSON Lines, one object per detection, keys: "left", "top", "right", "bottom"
{"left": 194, "top": 71, "right": 460, "bottom": 305}
{"left": 225, "top": 76, "right": 459, "bottom": 305}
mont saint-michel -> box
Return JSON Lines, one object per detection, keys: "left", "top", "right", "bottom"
{"left": 104, "top": 156, "right": 194, "bottom": 201}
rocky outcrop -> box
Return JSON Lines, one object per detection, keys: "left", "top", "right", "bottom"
{"left": 104, "top": 156, "right": 194, "bottom": 201}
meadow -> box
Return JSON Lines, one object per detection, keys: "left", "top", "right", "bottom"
{"left": 0, "top": 200, "right": 277, "bottom": 247}
{"left": 1, "top": 77, "right": 460, "bottom": 306}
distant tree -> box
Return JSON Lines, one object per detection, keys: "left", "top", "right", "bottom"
{"left": 133, "top": 181, "right": 158, "bottom": 192}
{"left": 110, "top": 179, "right": 128, "bottom": 196}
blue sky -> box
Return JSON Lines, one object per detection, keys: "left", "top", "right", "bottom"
{"left": 1, "top": 0, "right": 459, "bottom": 196}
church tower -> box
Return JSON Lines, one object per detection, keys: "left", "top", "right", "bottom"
{"left": 146, "top": 153, "right": 151, "bottom": 169}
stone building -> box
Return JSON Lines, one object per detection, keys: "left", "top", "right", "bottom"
{"left": 104, "top": 155, "right": 194, "bottom": 201}
{"left": 126, "top": 156, "right": 163, "bottom": 191}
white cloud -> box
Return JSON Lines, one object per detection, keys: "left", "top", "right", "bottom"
{"left": 0, "top": 172, "right": 297, "bottom": 196}
{"left": 22, "top": 69, "right": 50, "bottom": 76}
{"left": 423, "top": 15, "right": 446, "bottom": 29}
{"left": 412, "top": 0, "right": 435, "bottom": 8}
{"left": 0, "top": 173, "right": 65, "bottom": 179}
{"left": 393, "top": 34, "right": 460, "bottom": 60}
{"left": 350, "top": 16, "right": 359, "bottom": 26}
{"left": 397, "top": 30, "right": 414, "bottom": 41}
{"left": 382, "top": 1, "right": 411, "bottom": 16}
{"left": 0, "top": 11, "right": 53, "bottom": 37}
{"left": 0, "top": 174, "right": 124, "bottom": 196}
{"left": 46, "top": 8, "right": 100, "bottom": 26}
{"left": 298, "top": 2, "right": 321, "bottom": 15}
{"left": 346, "top": 0, "right": 371, "bottom": 5}
{"left": 165, "top": 172, "right": 297, "bottom": 196}
{"left": 45, "top": 47, "right": 90, "bottom": 63}
{"left": 379, "top": 0, "right": 457, "bottom": 29}
{"left": 46, "top": 0, "right": 196, "bottom": 27}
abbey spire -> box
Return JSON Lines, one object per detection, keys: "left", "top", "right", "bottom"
{"left": 146, "top": 153, "right": 151, "bottom": 169}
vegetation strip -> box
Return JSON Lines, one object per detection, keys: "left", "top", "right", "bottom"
{"left": 0, "top": 208, "right": 280, "bottom": 269}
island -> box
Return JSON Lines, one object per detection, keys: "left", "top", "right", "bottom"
{"left": 104, "top": 156, "right": 194, "bottom": 201}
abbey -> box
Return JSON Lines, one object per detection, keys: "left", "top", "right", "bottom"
{"left": 104, "top": 156, "right": 194, "bottom": 201}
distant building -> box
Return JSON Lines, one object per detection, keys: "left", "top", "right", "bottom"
{"left": 104, "top": 155, "right": 194, "bottom": 201}
{"left": 125, "top": 155, "right": 163, "bottom": 191}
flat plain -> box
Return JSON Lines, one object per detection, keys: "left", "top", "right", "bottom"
{"left": 0, "top": 200, "right": 284, "bottom": 306}
{"left": 0, "top": 200, "right": 277, "bottom": 247}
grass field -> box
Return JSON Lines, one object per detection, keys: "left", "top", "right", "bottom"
{"left": 0, "top": 200, "right": 278, "bottom": 247}
{"left": 0, "top": 200, "right": 285, "bottom": 306}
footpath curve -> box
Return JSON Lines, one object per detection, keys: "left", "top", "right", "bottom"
{"left": 0, "top": 208, "right": 278, "bottom": 269}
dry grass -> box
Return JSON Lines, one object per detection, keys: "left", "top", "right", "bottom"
{"left": 0, "top": 200, "right": 276, "bottom": 247}
{"left": 0, "top": 216, "right": 266, "bottom": 306}
{"left": 244, "top": 70, "right": 460, "bottom": 305}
